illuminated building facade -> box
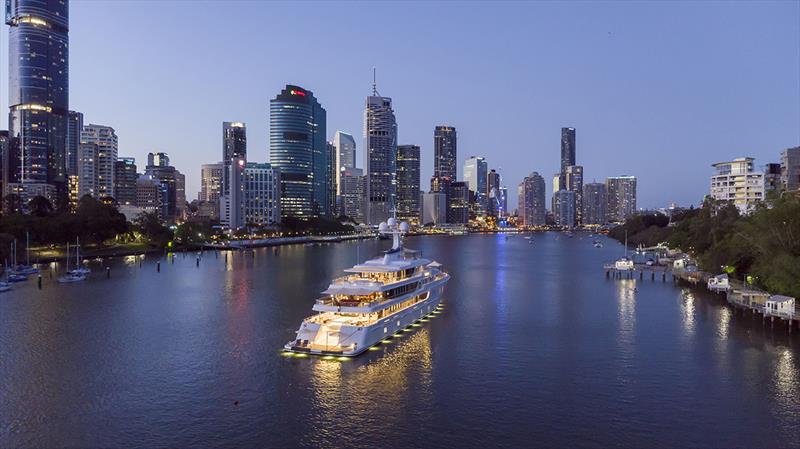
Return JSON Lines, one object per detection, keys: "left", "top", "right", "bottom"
{"left": 270, "top": 85, "right": 328, "bottom": 219}
{"left": 396, "top": 144, "right": 421, "bottom": 223}
{"left": 6, "top": 0, "right": 70, "bottom": 207}
{"left": 364, "top": 89, "right": 397, "bottom": 224}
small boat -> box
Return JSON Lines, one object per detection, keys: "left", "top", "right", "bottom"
{"left": 0, "top": 281, "right": 11, "bottom": 292}
{"left": 614, "top": 231, "right": 634, "bottom": 271}
{"left": 6, "top": 272, "right": 27, "bottom": 282}
{"left": 58, "top": 272, "right": 86, "bottom": 283}
{"left": 59, "top": 242, "right": 87, "bottom": 283}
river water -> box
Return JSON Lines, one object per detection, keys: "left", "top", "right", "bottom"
{"left": 1, "top": 233, "right": 798, "bottom": 448}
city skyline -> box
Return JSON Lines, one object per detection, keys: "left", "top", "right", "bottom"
{"left": 1, "top": 2, "right": 797, "bottom": 209}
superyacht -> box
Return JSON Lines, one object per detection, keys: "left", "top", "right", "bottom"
{"left": 284, "top": 217, "right": 450, "bottom": 357}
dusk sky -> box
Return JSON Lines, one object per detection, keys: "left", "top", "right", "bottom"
{"left": 2, "top": 1, "right": 798, "bottom": 209}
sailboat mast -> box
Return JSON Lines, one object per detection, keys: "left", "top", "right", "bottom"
{"left": 26, "top": 232, "right": 30, "bottom": 266}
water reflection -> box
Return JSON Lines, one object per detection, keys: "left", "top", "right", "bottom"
{"left": 680, "top": 289, "right": 696, "bottom": 336}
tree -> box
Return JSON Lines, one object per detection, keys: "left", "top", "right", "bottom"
{"left": 134, "top": 212, "right": 173, "bottom": 248}
{"left": 28, "top": 196, "right": 54, "bottom": 217}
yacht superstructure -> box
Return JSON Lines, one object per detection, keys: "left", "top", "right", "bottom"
{"left": 284, "top": 217, "right": 450, "bottom": 357}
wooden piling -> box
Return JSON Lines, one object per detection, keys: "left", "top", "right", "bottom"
{"left": 157, "top": 261, "right": 161, "bottom": 272}
{"left": 106, "top": 267, "right": 110, "bottom": 279}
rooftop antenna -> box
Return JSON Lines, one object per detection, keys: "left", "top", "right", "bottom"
{"left": 372, "top": 67, "right": 380, "bottom": 96}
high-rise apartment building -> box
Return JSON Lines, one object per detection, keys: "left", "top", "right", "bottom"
{"left": 221, "top": 157, "right": 246, "bottom": 229}
{"left": 243, "top": 162, "right": 281, "bottom": 226}
{"left": 781, "top": 147, "right": 800, "bottom": 192}
{"left": 565, "top": 165, "right": 583, "bottom": 225}
{"left": 710, "top": 158, "right": 764, "bottom": 215}
{"left": 432, "top": 126, "right": 457, "bottom": 192}
{"left": 76, "top": 142, "right": 98, "bottom": 199}
{"left": 364, "top": 87, "right": 397, "bottom": 224}
{"left": 326, "top": 142, "right": 337, "bottom": 216}
{"left": 114, "top": 157, "right": 137, "bottom": 206}
{"left": 606, "top": 175, "right": 638, "bottom": 221}
{"left": 66, "top": 111, "right": 83, "bottom": 177}
{"left": 200, "top": 163, "right": 223, "bottom": 203}
{"left": 397, "top": 145, "right": 421, "bottom": 224}
{"left": 222, "top": 122, "right": 246, "bottom": 196}
{"left": 518, "top": 172, "right": 546, "bottom": 227}
{"left": 81, "top": 124, "right": 118, "bottom": 199}
{"left": 270, "top": 85, "right": 328, "bottom": 219}
{"left": 6, "top": 0, "right": 70, "bottom": 208}
{"left": 553, "top": 190, "right": 576, "bottom": 227}
{"left": 582, "top": 182, "right": 607, "bottom": 225}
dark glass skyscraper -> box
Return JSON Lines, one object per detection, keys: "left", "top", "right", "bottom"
{"left": 222, "top": 122, "right": 246, "bottom": 197}
{"left": 270, "top": 85, "right": 327, "bottom": 220}
{"left": 560, "top": 127, "right": 576, "bottom": 175}
{"left": 396, "top": 144, "right": 420, "bottom": 223}
{"left": 364, "top": 89, "right": 396, "bottom": 224}
{"left": 6, "top": 0, "right": 69, "bottom": 207}
{"left": 66, "top": 110, "right": 83, "bottom": 177}
{"left": 432, "top": 126, "right": 456, "bottom": 192}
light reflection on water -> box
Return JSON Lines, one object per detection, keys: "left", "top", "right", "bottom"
{"left": 1, "top": 234, "right": 799, "bottom": 448}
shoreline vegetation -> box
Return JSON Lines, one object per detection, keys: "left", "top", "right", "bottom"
{"left": 608, "top": 194, "right": 800, "bottom": 299}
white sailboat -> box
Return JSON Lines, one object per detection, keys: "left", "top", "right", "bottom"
{"left": 615, "top": 231, "right": 634, "bottom": 271}
{"left": 69, "top": 237, "right": 91, "bottom": 275}
{"left": 6, "top": 241, "right": 28, "bottom": 282}
{"left": 14, "top": 232, "right": 39, "bottom": 275}
{"left": 58, "top": 241, "right": 86, "bottom": 283}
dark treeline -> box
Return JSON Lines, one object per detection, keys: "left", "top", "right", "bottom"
{"left": 0, "top": 195, "right": 173, "bottom": 262}
{"left": 609, "top": 195, "right": 800, "bottom": 298}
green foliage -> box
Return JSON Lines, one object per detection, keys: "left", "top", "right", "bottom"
{"left": 174, "top": 220, "right": 220, "bottom": 244}
{"left": 608, "top": 213, "right": 670, "bottom": 247}
{"left": 611, "top": 195, "right": 800, "bottom": 298}
{"left": 133, "top": 212, "right": 173, "bottom": 248}
{"left": 0, "top": 195, "right": 129, "bottom": 247}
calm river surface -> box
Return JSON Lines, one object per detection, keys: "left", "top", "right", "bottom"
{"left": 2, "top": 233, "right": 799, "bottom": 448}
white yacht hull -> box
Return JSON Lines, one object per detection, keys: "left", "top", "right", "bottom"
{"left": 285, "top": 278, "right": 448, "bottom": 357}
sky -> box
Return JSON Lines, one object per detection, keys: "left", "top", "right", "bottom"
{"left": 2, "top": 1, "right": 799, "bottom": 209}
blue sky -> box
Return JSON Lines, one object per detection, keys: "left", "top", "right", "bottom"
{"left": 3, "top": 1, "right": 798, "bottom": 209}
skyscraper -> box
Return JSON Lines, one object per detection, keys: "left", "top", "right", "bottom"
{"left": 81, "top": 124, "right": 118, "bottom": 199}
{"left": 66, "top": 111, "right": 83, "bottom": 178}
{"left": 582, "top": 182, "right": 607, "bottom": 225}
{"left": 222, "top": 122, "right": 246, "bottom": 197}
{"left": 200, "top": 163, "right": 223, "bottom": 203}
{"left": 364, "top": 85, "right": 397, "bottom": 224}
{"left": 334, "top": 131, "right": 356, "bottom": 181}
{"left": 487, "top": 169, "right": 501, "bottom": 217}
{"left": 518, "top": 172, "right": 546, "bottom": 227}
{"left": 463, "top": 156, "right": 488, "bottom": 214}
{"left": 243, "top": 162, "right": 281, "bottom": 226}
{"left": 560, "top": 127, "right": 576, "bottom": 187}
{"left": 6, "top": 0, "right": 70, "bottom": 207}
{"left": 709, "top": 159, "right": 764, "bottom": 215}
{"left": 270, "top": 85, "right": 328, "bottom": 220}
{"left": 114, "top": 157, "right": 137, "bottom": 206}
{"left": 606, "top": 175, "right": 637, "bottom": 222}
{"left": 554, "top": 190, "right": 576, "bottom": 227}
{"left": 397, "top": 145, "right": 421, "bottom": 224}
{"left": 221, "top": 157, "right": 245, "bottom": 229}
{"left": 326, "top": 142, "right": 337, "bottom": 216}
{"left": 145, "top": 152, "right": 178, "bottom": 221}
{"left": 565, "top": 165, "right": 583, "bottom": 225}
{"left": 431, "top": 126, "right": 457, "bottom": 192}
{"left": 447, "top": 182, "right": 469, "bottom": 224}
{"left": 340, "top": 167, "right": 366, "bottom": 224}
